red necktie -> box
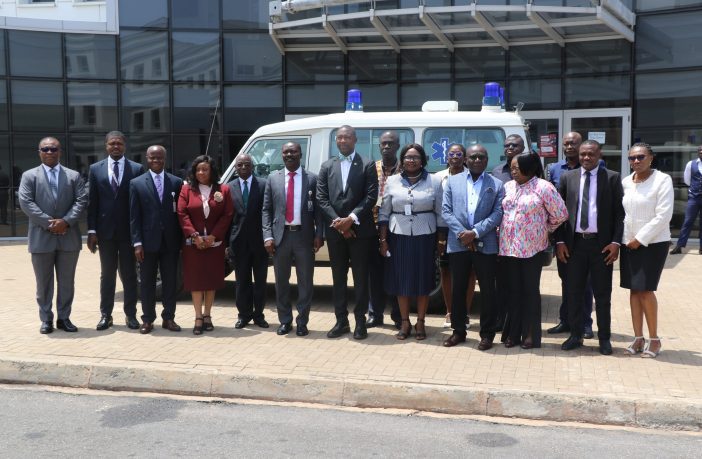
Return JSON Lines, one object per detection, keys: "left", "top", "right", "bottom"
{"left": 286, "top": 171, "right": 295, "bottom": 223}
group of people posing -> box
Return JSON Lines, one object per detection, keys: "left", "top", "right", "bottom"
{"left": 19, "top": 127, "right": 673, "bottom": 358}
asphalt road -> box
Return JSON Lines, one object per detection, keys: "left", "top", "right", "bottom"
{"left": 1, "top": 386, "right": 700, "bottom": 458}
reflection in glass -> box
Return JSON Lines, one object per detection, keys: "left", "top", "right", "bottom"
{"left": 400, "top": 49, "right": 451, "bottom": 80}
{"left": 172, "top": 0, "right": 220, "bottom": 29}
{"left": 565, "top": 40, "right": 630, "bottom": 75}
{"left": 565, "top": 75, "right": 630, "bottom": 109}
{"left": 454, "top": 47, "right": 506, "bottom": 80}
{"left": 348, "top": 50, "right": 397, "bottom": 82}
{"left": 172, "top": 135, "right": 223, "bottom": 182}
{"left": 172, "top": 32, "right": 220, "bottom": 82}
{"left": 0, "top": 84, "right": 7, "bottom": 131}
{"left": 0, "top": 31, "right": 5, "bottom": 76}
{"left": 400, "top": 82, "right": 450, "bottom": 110}
{"left": 635, "top": 70, "right": 702, "bottom": 128}
{"left": 510, "top": 44, "right": 561, "bottom": 77}
{"left": 122, "top": 84, "right": 170, "bottom": 133}
{"left": 352, "top": 83, "right": 397, "bottom": 111}
{"left": 454, "top": 81, "right": 485, "bottom": 111}
{"left": 120, "top": 31, "right": 169, "bottom": 81}
{"left": 224, "top": 85, "right": 282, "bottom": 132}
{"left": 223, "top": 0, "right": 269, "bottom": 29}
{"left": 67, "top": 82, "right": 118, "bottom": 132}
{"left": 636, "top": 12, "right": 702, "bottom": 71}
{"left": 66, "top": 34, "right": 117, "bottom": 79}
{"left": 287, "top": 52, "right": 344, "bottom": 82}
{"left": 509, "top": 79, "right": 560, "bottom": 110}
{"left": 12, "top": 81, "right": 64, "bottom": 131}
{"left": 287, "top": 84, "right": 345, "bottom": 113}
{"left": 223, "top": 34, "right": 281, "bottom": 81}
{"left": 173, "top": 84, "right": 220, "bottom": 133}
{"left": 0, "top": 135, "right": 11, "bottom": 234}
{"left": 119, "top": 0, "right": 168, "bottom": 27}
{"left": 9, "top": 31, "right": 62, "bottom": 77}
{"left": 636, "top": 0, "right": 702, "bottom": 12}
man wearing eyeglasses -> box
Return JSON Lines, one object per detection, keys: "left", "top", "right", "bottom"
{"left": 491, "top": 134, "right": 524, "bottom": 183}
{"left": 670, "top": 145, "right": 702, "bottom": 255}
{"left": 18, "top": 138, "right": 88, "bottom": 334}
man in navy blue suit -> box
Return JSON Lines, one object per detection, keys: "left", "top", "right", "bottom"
{"left": 87, "top": 131, "right": 145, "bottom": 331}
{"left": 129, "top": 145, "right": 183, "bottom": 334}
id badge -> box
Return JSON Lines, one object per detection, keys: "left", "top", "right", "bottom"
{"left": 404, "top": 204, "right": 412, "bottom": 216}
{"left": 308, "top": 200, "right": 313, "bottom": 212}
{"left": 173, "top": 201, "right": 177, "bottom": 212}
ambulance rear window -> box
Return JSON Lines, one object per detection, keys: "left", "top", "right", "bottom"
{"left": 245, "top": 137, "right": 310, "bottom": 178}
{"left": 329, "top": 128, "right": 414, "bottom": 161}
{"left": 423, "top": 128, "right": 505, "bottom": 173}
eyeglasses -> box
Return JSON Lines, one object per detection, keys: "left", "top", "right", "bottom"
{"left": 468, "top": 154, "right": 487, "bottom": 161}
{"left": 40, "top": 147, "right": 59, "bottom": 153}
{"left": 627, "top": 154, "right": 647, "bottom": 162}
{"left": 503, "top": 143, "right": 521, "bottom": 149}
{"left": 447, "top": 152, "right": 463, "bottom": 158}
{"left": 403, "top": 156, "right": 421, "bottom": 162}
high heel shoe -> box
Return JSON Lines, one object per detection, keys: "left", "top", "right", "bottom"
{"left": 625, "top": 336, "right": 645, "bottom": 355}
{"left": 203, "top": 315, "right": 214, "bottom": 332}
{"left": 415, "top": 318, "right": 427, "bottom": 341}
{"left": 641, "top": 338, "right": 661, "bottom": 358}
{"left": 193, "top": 317, "right": 204, "bottom": 335}
{"left": 396, "top": 319, "right": 412, "bottom": 340}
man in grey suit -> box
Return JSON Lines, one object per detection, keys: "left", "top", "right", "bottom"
{"left": 262, "top": 142, "right": 324, "bottom": 336}
{"left": 18, "top": 137, "right": 88, "bottom": 334}
{"left": 441, "top": 144, "right": 504, "bottom": 349}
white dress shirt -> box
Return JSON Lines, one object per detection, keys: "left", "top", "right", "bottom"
{"left": 284, "top": 166, "right": 302, "bottom": 225}
{"left": 109, "top": 157, "right": 125, "bottom": 185}
{"left": 576, "top": 166, "right": 598, "bottom": 234}
{"left": 239, "top": 176, "right": 251, "bottom": 195}
{"left": 683, "top": 158, "right": 702, "bottom": 186}
{"left": 340, "top": 151, "right": 356, "bottom": 190}
{"left": 466, "top": 172, "right": 484, "bottom": 230}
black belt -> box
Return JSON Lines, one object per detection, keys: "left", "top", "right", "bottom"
{"left": 576, "top": 232, "right": 598, "bottom": 239}
{"left": 285, "top": 225, "right": 302, "bottom": 231}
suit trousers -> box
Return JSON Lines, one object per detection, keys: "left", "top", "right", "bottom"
{"left": 139, "top": 242, "right": 179, "bottom": 323}
{"left": 449, "top": 251, "right": 498, "bottom": 339}
{"left": 367, "top": 239, "right": 400, "bottom": 323}
{"left": 273, "top": 229, "right": 314, "bottom": 326}
{"left": 565, "top": 236, "right": 613, "bottom": 340}
{"left": 556, "top": 259, "right": 594, "bottom": 328}
{"left": 233, "top": 242, "right": 268, "bottom": 322}
{"left": 501, "top": 254, "right": 543, "bottom": 347}
{"left": 31, "top": 250, "right": 80, "bottom": 322}
{"left": 676, "top": 197, "right": 702, "bottom": 247}
{"left": 327, "top": 234, "right": 370, "bottom": 324}
{"left": 98, "top": 238, "right": 138, "bottom": 318}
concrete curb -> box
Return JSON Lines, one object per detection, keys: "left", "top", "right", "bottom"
{"left": 1, "top": 357, "right": 699, "bottom": 431}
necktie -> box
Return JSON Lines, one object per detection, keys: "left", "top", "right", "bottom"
{"left": 49, "top": 168, "right": 58, "bottom": 199}
{"left": 286, "top": 171, "right": 295, "bottom": 223}
{"left": 154, "top": 174, "right": 163, "bottom": 202}
{"left": 580, "top": 171, "right": 590, "bottom": 231}
{"left": 338, "top": 153, "right": 352, "bottom": 162}
{"left": 111, "top": 161, "right": 119, "bottom": 195}
{"left": 242, "top": 179, "right": 249, "bottom": 211}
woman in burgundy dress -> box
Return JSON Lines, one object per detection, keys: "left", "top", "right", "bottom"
{"left": 177, "top": 155, "right": 234, "bottom": 335}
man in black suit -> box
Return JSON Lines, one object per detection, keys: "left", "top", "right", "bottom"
{"left": 262, "top": 142, "right": 324, "bottom": 336}
{"left": 228, "top": 154, "right": 269, "bottom": 329}
{"left": 316, "top": 125, "right": 379, "bottom": 340}
{"left": 129, "top": 145, "right": 183, "bottom": 334}
{"left": 88, "top": 131, "right": 145, "bottom": 331}
{"left": 556, "top": 140, "right": 624, "bottom": 355}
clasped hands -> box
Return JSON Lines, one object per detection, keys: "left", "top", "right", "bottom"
{"left": 47, "top": 219, "right": 68, "bottom": 236}
{"left": 193, "top": 234, "right": 216, "bottom": 250}
{"left": 556, "top": 242, "right": 620, "bottom": 265}
{"left": 331, "top": 216, "right": 356, "bottom": 239}
{"left": 457, "top": 229, "right": 477, "bottom": 252}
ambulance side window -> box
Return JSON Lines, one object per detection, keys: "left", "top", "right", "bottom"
{"left": 423, "top": 128, "right": 506, "bottom": 173}
{"left": 329, "top": 128, "right": 414, "bottom": 161}
{"left": 245, "top": 137, "right": 309, "bottom": 178}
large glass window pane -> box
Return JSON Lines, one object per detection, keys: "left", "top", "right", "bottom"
{"left": 455, "top": 47, "right": 506, "bottom": 80}
{"left": 172, "top": 32, "right": 220, "bottom": 82}
{"left": 509, "top": 44, "right": 561, "bottom": 77}
{"left": 636, "top": 70, "right": 702, "bottom": 128}
{"left": 287, "top": 84, "right": 345, "bottom": 113}
{"left": 400, "top": 49, "right": 451, "bottom": 80}
{"left": 67, "top": 82, "right": 118, "bottom": 132}
{"left": 0, "top": 83, "right": 7, "bottom": 131}
{"left": 173, "top": 84, "right": 220, "bottom": 133}
{"left": 509, "top": 79, "right": 560, "bottom": 110}
{"left": 171, "top": 0, "right": 220, "bottom": 29}
{"left": 172, "top": 135, "right": 223, "bottom": 182}
{"left": 455, "top": 81, "right": 486, "bottom": 111}
{"left": 121, "top": 31, "right": 169, "bottom": 81}
{"left": 636, "top": 12, "right": 702, "bottom": 71}
{"left": 352, "top": 83, "right": 397, "bottom": 111}
{"left": 119, "top": 0, "right": 168, "bottom": 27}
{"left": 400, "top": 82, "right": 450, "bottom": 110}
{"left": 0, "top": 135, "right": 11, "bottom": 234}
{"left": 9, "top": 31, "right": 62, "bottom": 77}
{"left": 65, "top": 34, "right": 116, "bottom": 79}
{"left": 0, "top": 31, "right": 6, "bottom": 76}
{"left": 565, "top": 40, "right": 631, "bottom": 75}
{"left": 12, "top": 81, "right": 64, "bottom": 131}
{"left": 348, "top": 50, "right": 397, "bottom": 82}
{"left": 565, "top": 75, "right": 630, "bottom": 109}
{"left": 224, "top": 84, "right": 282, "bottom": 132}
{"left": 286, "top": 52, "right": 345, "bottom": 82}
{"left": 122, "top": 83, "right": 170, "bottom": 133}
{"left": 223, "top": 0, "right": 269, "bottom": 30}
{"left": 223, "top": 33, "right": 282, "bottom": 82}
{"left": 636, "top": 0, "right": 702, "bottom": 12}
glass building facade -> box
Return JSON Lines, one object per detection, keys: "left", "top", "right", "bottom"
{"left": 0, "top": 0, "right": 701, "bottom": 238}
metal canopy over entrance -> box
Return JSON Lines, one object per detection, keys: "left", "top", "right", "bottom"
{"left": 268, "top": 0, "right": 635, "bottom": 54}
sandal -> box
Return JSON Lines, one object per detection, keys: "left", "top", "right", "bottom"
{"left": 415, "top": 318, "right": 427, "bottom": 341}
{"left": 396, "top": 319, "right": 412, "bottom": 340}
{"left": 203, "top": 315, "right": 214, "bottom": 332}
{"left": 625, "top": 336, "right": 645, "bottom": 355}
{"left": 193, "top": 317, "right": 204, "bottom": 335}
{"left": 641, "top": 338, "right": 661, "bottom": 358}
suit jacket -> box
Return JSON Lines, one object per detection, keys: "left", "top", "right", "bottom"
{"left": 177, "top": 183, "right": 234, "bottom": 244}
{"left": 227, "top": 176, "right": 267, "bottom": 254}
{"left": 555, "top": 167, "right": 624, "bottom": 250}
{"left": 378, "top": 171, "right": 446, "bottom": 236}
{"left": 129, "top": 172, "right": 183, "bottom": 252}
{"left": 18, "top": 165, "right": 88, "bottom": 253}
{"left": 87, "top": 157, "right": 144, "bottom": 241}
{"left": 262, "top": 168, "right": 324, "bottom": 247}
{"left": 316, "top": 154, "right": 378, "bottom": 239}
{"left": 441, "top": 172, "right": 504, "bottom": 255}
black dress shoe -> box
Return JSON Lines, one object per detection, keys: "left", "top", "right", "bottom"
{"left": 296, "top": 324, "right": 309, "bottom": 336}
{"left": 393, "top": 320, "right": 402, "bottom": 330}
{"left": 327, "top": 322, "right": 351, "bottom": 338}
{"left": 599, "top": 339, "right": 613, "bottom": 355}
{"left": 96, "top": 315, "right": 113, "bottom": 331}
{"left": 277, "top": 323, "right": 293, "bottom": 335}
{"left": 162, "top": 319, "right": 181, "bottom": 332}
{"left": 478, "top": 337, "right": 494, "bottom": 351}
{"left": 366, "top": 316, "right": 384, "bottom": 328}
{"left": 57, "top": 318, "right": 78, "bottom": 332}
{"left": 670, "top": 246, "right": 682, "bottom": 255}
{"left": 561, "top": 335, "right": 584, "bottom": 351}
{"left": 234, "top": 319, "right": 250, "bottom": 329}
{"left": 353, "top": 323, "right": 368, "bottom": 340}
{"left": 253, "top": 318, "right": 269, "bottom": 328}
{"left": 40, "top": 321, "right": 53, "bottom": 334}
{"left": 583, "top": 324, "right": 594, "bottom": 339}
{"left": 125, "top": 316, "right": 140, "bottom": 330}
{"left": 443, "top": 333, "right": 466, "bottom": 347}
{"left": 547, "top": 322, "right": 570, "bottom": 334}
{"left": 140, "top": 322, "right": 153, "bottom": 334}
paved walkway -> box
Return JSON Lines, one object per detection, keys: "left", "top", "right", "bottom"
{"left": 1, "top": 244, "right": 701, "bottom": 430}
